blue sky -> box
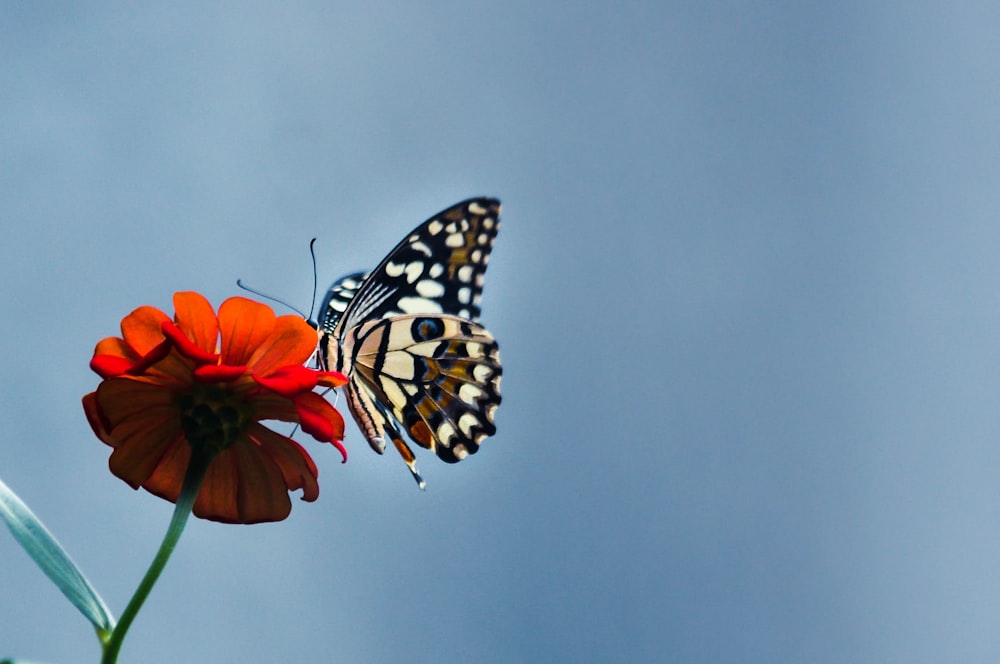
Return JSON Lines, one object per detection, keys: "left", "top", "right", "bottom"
{"left": 4, "top": 2, "right": 1000, "bottom": 662}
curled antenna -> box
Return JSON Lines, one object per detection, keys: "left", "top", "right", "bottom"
{"left": 236, "top": 279, "right": 308, "bottom": 319}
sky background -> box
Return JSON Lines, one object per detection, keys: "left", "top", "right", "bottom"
{"left": 3, "top": 2, "right": 1000, "bottom": 662}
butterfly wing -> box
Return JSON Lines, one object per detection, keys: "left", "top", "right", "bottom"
{"left": 331, "top": 197, "right": 501, "bottom": 336}
{"left": 343, "top": 315, "right": 501, "bottom": 461}
{"left": 318, "top": 198, "right": 503, "bottom": 487}
{"left": 318, "top": 271, "right": 367, "bottom": 333}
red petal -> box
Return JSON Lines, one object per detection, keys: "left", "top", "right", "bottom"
{"left": 126, "top": 337, "right": 174, "bottom": 375}
{"left": 295, "top": 392, "right": 347, "bottom": 462}
{"left": 317, "top": 370, "right": 348, "bottom": 388}
{"left": 194, "top": 364, "right": 248, "bottom": 382}
{"left": 90, "top": 354, "right": 134, "bottom": 378}
{"left": 161, "top": 320, "right": 219, "bottom": 364}
{"left": 252, "top": 364, "right": 318, "bottom": 397}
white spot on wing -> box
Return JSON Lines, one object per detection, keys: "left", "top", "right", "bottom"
{"left": 415, "top": 279, "right": 445, "bottom": 298}
{"left": 385, "top": 262, "right": 404, "bottom": 277}
{"left": 437, "top": 422, "right": 456, "bottom": 447}
{"left": 457, "top": 287, "right": 471, "bottom": 304}
{"left": 457, "top": 265, "right": 474, "bottom": 283}
{"left": 458, "top": 383, "right": 484, "bottom": 404}
{"left": 404, "top": 261, "right": 424, "bottom": 283}
{"left": 458, "top": 412, "right": 479, "bottom": 436}
{"left": 397, "top": 296, "right": 443, "bottom": 315}
{"left": 445, "top": 233, "right": 465, "bottom": 248}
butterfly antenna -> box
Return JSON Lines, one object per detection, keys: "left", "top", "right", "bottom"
{"left": 308, "top": 238, "right": 319, "bottom": 324}
{"left": 235, "top": 279, "right": 308, "bottom": 319}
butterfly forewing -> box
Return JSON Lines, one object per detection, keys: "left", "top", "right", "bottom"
{"left": 331, "top": 197, "right": 500, "bottom": 335}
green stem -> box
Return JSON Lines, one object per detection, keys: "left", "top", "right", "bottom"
{"left": 100, "top": 450, "right": 213, "bottom": 664}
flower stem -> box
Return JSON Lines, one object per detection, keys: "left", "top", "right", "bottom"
{"left": 100, "top": 450, "right": 213, "bottom": 664}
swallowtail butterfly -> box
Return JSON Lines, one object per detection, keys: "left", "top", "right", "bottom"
{"left": 318, "top": 198, "right": 502, "bottom": 488}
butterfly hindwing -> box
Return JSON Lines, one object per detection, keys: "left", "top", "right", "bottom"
{"left": 347, "top": 314, "right": 501, "bottom": 462}
{"left": 318, "top": 271, "right": 367, "bottom": 333}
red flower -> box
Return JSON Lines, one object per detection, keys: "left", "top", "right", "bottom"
{"left": 83, "top": 292, "right": 348, "bottom": 524}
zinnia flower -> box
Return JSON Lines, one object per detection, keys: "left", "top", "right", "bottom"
{"left": 83, "top": 292, "right": 347, "bottom": 524}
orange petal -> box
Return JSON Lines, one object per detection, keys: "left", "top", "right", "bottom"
{"left": 120, "top": 305, "right": 170, "bottom": 356}
{"left": 248, "top": 392, "right": 300, "bottom": 424}
{"left": 193, "top": 442, "right": 292, "bottom": 524}
{"left": 246, "top": 315, "right": 318, "bottom": 375}
{"left": 233, "top": 435, "right": 297, "bottom": 523}
{"left": 82, "top": 392, "right": 112, "bottom": 444}
{"left": 94, "top": 336, "right": 139, "bottom": 362}
{"left": 218, "top": 297, "right": 276, "bottom": 367}
{"left": 94, "top": 378, "right": 178, "bottom": 431}
{"left": 190, "top": 449, "right": 239, "bottom": 522}
{"left": 140, "top": 437, "right": 193, "bottom": 504}
{"left": 248, "top": 423, "right": 320, "bottom": 502}
{"left": 173, "top": 292, "right": 219, "bottom": 355}
{"left": 107, "top": 417, "right": 186, "bottom": 489}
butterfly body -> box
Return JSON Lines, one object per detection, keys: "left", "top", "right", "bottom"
{"left": 318, "top": 198, "right": 503, "bottom": 487}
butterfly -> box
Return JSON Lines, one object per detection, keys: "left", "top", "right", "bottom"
{"left": 317, "top": 198, "right": 503, "bottom": 488}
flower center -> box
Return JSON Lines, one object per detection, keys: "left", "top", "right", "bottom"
{"left": 177, "top": 384, "right": 252, "bottom": 455}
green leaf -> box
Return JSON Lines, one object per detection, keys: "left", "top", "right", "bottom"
{"left": 0, "top": 476, "right": 115, "bottom": 635}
